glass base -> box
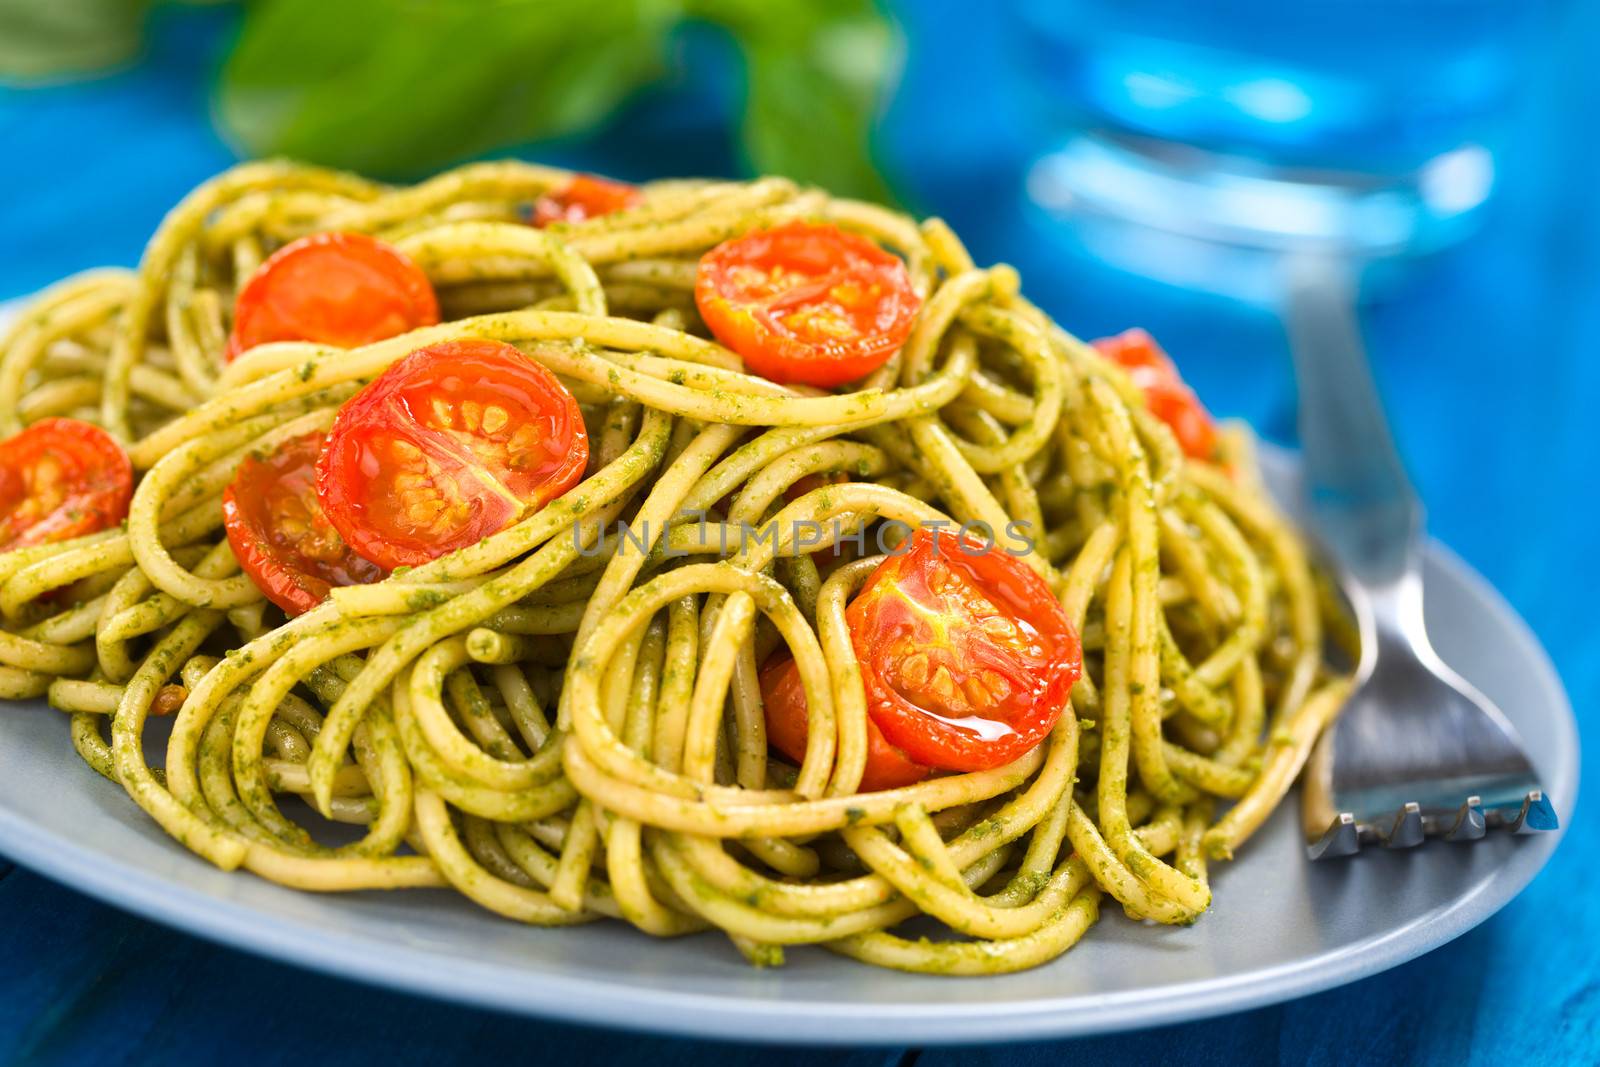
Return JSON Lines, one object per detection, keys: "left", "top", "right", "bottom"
{"left": 1026, "top": 131, "right": 1493, "bottom": 299}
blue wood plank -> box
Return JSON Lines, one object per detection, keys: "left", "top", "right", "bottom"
{"left": 0, "top": 866, "right": 905, "bottom": 1067}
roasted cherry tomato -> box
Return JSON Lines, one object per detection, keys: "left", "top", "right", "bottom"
{"left": 1092, "top": 328, "right": 1218, "bottom": 460}
{"left": 0, "top": 418, "right": 132, "bottom": 551}
{"left": 227, "top": 232, "right": 439, "bottom": 360}
{"left": 530, "top": 174, "right": 641, "bottom": 227}
{"left": 695, "top": 221, "right": 921, "bottom": 388}
{"left": 316, "top": 339, "right": 588, "bottom": 571}
{"left": 222, "top": 431, "right": 383, "bottom": 615}
{"left": 847, "top": 528, "right": 1081, "bottom": 773}
{"left": 759, "top": 653, "right": 930, "bottom": 792}
{"left": 151, "top": 684, "right": 188, "bottom": 717}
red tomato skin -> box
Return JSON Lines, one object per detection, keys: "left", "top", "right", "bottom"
{"left": 1142, "top": 377, "right": 1219, "bottom": 460}
{"left": 1092, "top": 328, "right": 1218, "bottom": 460}
{"left": 222, "top": 432, "right": 383, "bottom": 615}
{"left": 848, "top": 529, "right": 1082, "bottom": 773}
{"left": 530, "top": 174, "right": 641, "bottom": 227}
{"left": 759, "top": 653, "right": 931, "bottom": 792}
{"left": 0, "top": 418, "right": 132, "bottom": 551}
{"left": 316, "top": 339, "right": 589, "bottom": 571}
{"left": 1093, "top": 327, "right": 1173, "bottom": 376}
{"left": 227, "top": 232, "right": 439, "bottom": 360}
{"left": 695, "top": 221, "right": 922, "bottom": 388}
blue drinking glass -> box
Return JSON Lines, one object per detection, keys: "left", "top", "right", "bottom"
{"left": 1012, "top": 0, "right": 1552, "bottom": 294}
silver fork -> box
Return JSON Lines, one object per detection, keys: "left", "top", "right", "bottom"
{"left": 1284, "top": 253, "right": 1558, "bottom": 859}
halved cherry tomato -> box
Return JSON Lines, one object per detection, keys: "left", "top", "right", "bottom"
{"left": 530, "top": 174, "right": 641, "bottom": 227}
{"left": 1092, "top": 328, "right": 1218, "bottom": 460}
{"left": 222, "top": 431, "right": 383, "bottom": 615}
{"left": 759, "top": 653, "right": 930, "bottom": 792}
{"left": 227, "top": 232, "right": 439, "bottom": 360}
{"left": 0, "top": 418, "right": 132, "bottom": 551}
{"left": 316, "top": 339, "right": 588, "bottom": 571}
{"left": 848, "top": 528, "right": 1081, "bottom": 773}
{"left": 695, "top": 221, "right": 921, "bottom": 388}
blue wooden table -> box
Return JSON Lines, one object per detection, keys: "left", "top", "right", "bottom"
{"left": 1, "top": 5, "right": 1594, "bottom": 1064}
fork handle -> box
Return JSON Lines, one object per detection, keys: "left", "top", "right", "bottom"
{"left": 1284, "top": 253, "right": 1424, "bottom": 587}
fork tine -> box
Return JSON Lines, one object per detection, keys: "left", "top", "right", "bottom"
{"left": 1502, "top": 791, "right": 1558, "bottom": 834}
{"left": 1443, "top": 796, "right": 1486, "bottom": 842}
{"left": 1380, "top": 803, "right": 1425, "bottom": 849}
{"left": 1308, "top": 813, "right": 1361, "bottom": 860}
{"left": 1307, "top": 790, "right": 1558, "bottom": 858}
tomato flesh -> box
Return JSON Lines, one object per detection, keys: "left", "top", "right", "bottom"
{"left": 530, "top": 174, "right": 641, "bottom": 227}
{"left": 695, "top": 221, "right": 921, "bottom": 388}
{"left": 1092, "top": 328, "right": 1218, "bottom": 460}
{"left": 223, "top": 432, "right": 383, "bottom": 615}
{"left": 0, "top": 418, "right": 132, "bottom": 551}
{"left": 316, "top": 339, "right": 588, "bottom": 571}
{"left": 847, "top": 529, "right": 1081, "bottom": 772}
{"left": 759, "top": 653, "right": 930, "bottom": 792}
{"left": 227, "top": 232, "right": 439, "bottom": 360}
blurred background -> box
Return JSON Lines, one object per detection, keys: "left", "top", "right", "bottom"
{"left": 1, "top": 1, "right": 1595, "bottom": 1063}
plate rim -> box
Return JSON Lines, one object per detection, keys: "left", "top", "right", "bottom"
{"left": 0, "top": 526, "right": 1578, "bottom": 1046}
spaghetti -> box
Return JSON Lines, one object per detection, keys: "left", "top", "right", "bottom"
{"left": 0, "top": 160, "right": 1349, "bottom": 975}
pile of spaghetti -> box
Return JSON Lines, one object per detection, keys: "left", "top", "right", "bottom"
{"left": 0, "top": 161, "right": 1350, "bottom": 974}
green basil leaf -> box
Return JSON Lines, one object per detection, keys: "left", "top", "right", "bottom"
{"left": 218, "top": 0, "right": 675, "bottom": 176}
{"left": 688, "top": 0, "right": 894, "bottom": 203}
{"left": 0, "top": 0, "right": 151, "bottom": 84}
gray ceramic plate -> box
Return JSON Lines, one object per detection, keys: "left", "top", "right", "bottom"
{"left": 0, "top": 353, "right": 1577, "bottom": 1044}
